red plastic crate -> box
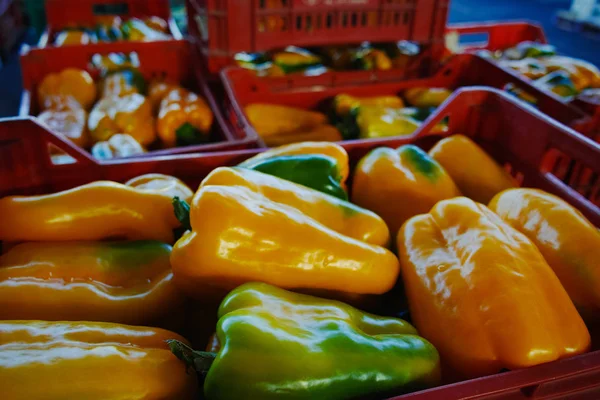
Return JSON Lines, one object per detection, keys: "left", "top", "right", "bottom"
{"left": 1, "top": 88, "right": 600, "bottom": 400}
{"left": 186, "top": 0, "right": 450, "bottom": 75}
{"left": 220, "top": 53, "right": 596, "bottom": 147}
{"left": 19, "top": 39, "right": 259, "bottom": 158}
{"left": 38, "top": 0, "right": 183, "bottom": 49}
{"left": 447, "top": 21, "right": 600, "bottom": 134}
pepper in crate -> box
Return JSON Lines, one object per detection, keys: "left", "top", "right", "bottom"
{"left": 168, "top": 282, "right": 440, "bottom": 400}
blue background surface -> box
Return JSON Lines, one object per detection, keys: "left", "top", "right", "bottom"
{"left": 0, "top": 0, "right": 599, "bottom": 117}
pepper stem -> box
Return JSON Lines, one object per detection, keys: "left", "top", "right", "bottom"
{"left": 167, "top": 339, "right": 217, "bottom": 374}
{"left": 172, "top": 197, "right": 191, "bottom": 232}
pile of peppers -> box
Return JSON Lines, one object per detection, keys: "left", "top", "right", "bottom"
{"left": 53, "top": 16, "right": 171, "bottom": 47}
{"left": 235, "top": 41, "right": 421, "bottom": 77}
{"left": 477, "top": 41, "right": 600, "bottom": 102}
{"left": 246, "top": 88, "right": 452, "bottom": 145}
{"left": 1, "top": 138, "right": 598, "bottom": 399}
{"left": 35, "top": 52, "right": 214, "bottom": 160}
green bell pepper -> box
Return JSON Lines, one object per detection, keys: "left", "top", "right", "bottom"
{"left": 169, "top": 282, "right": 441, "bottom": 400}
{"left": 241, "top": 154, "right": 348, "bottom": 200}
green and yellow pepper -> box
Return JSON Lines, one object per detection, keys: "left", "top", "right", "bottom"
{"left": 157, "top": 88, "right": 214, "bottom": 147}
{"left": 352, "top": 145, "right": 461, "bottom": 236}
{"left": 122, "top": 17, "right": 170, "bottom": 41}
{"left": 201, "top": 167, "right": 388, "bottom": 246}
{"left": 354, "top": 106, "right": 421, "bottom": 138}
{"left": 91, "top": 133, "right": 145, "bottom": 159}
{"left": 398, "top": 197, "right": 590, "bottom": 379}
{"left": 352, "top": 47, "right": 392, "bottom": 71}
{"left": 499, "top": 57, "right": 548, "bottom": 79}
{"left": 429, "top": 134, "right": 516, "bottom": 204}
{"left": 239, "top": 141, "right": 350, "bottom": 186}
{"left": 170, "top": 184, "right": 399, "bottom": 299}
{"left": 37, "top": 68, "right": 97, "bottom": 110}
{"left": 0, "top": 321, "right": 197, "bottom": 400}
{"left": 272, "top": 46, "right": 323, "bottom": 74}
{"left": 241, "top": 154, "right": 348, "bottom": 200}
{"left": 0, "top": 177, "right": 191, "bottom": 243}
{"left": 168, "top": 282, "right": 440, "bottom": 400}
{"left": 88, "top": 93, "right": 156, "bottom": 146}
{"left": 0, "top": 241, "right": 181, "bottom": 324}
{"left": 490, "top": 188, "right": 600, "bottom": 318}
{"left": 534, "top": 70, "right": 578, "bottom": 98}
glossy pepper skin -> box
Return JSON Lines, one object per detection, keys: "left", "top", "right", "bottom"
{"left": 272, "top": 46, "right": 323, "bottom": 74}
{"left": 429, "top": 134, "right": 516, "bottom": 204}
{"left": 489, "top": 188, "right": 600, "bottom": 317}
{"left": 0, "top": 320, "right": 197, "bottom": 400}
{"left": 100, "top": 69, "right": 147, "bottom": 98}
{"left": 242, "top": 154, "right": 348, "bottom": 200}
{"left": 122, "top": 17, "right": 171, "bottom": 41}
{"left": 170, "top": 185, "right": 399, "bottom": 298}
{"left": 404, "top": 88, "right": 452, "bottom": 107}
{"left": 38, "top": 107, "right": 89, "bottom": 148}
{"left": 0, "top": 241, "right": 181, "bottom": 324}
{"left": 157, "top": 88, "right": 214, "bottom": 147}
{"left": 88, "top": 93, "right": 156, "bottom": 146}
{"left": 148, "top": 80, "right": 179, "bottom": 111}
{"left": 334, "top": 93, "right": 404, "bottom": 116}
{"left": 91, "top": 133, "right": 145, "bottom": 159}
{"left": 239, "top": 141, "right": 350, "bottom": 185}
{"left": 352, "top": 145, "right": 461, "bottom": 236}
{"left": 37, "top": 68, "right": 97, "bottom": 109}
{"left": 201, "top": 167, "right": 389, "bottom": 246}
{"left": 0, "top": 181, "right": 181, "bottom": 243}
{"left": 126, "top": 173, "right": 194, "bottom": 204}
{"left": 54, "top": 30, "right": 94, "bottom": 46}
{"left": 355, "top": 105, "right": 420, "bottom": 138}
{"left": 245, "top": 103, "right": 328, "bottom": 137}
{"left": 398, "top": 197, "right": 590, "bottom": 379}
{"left": 169, "top": 283, "right": 440, "bottom": 400}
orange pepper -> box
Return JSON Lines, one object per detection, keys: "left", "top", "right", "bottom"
{"left": 352, "top": 144, "right": 460, "bottom": 236}
{"left": 429, "top": 134, "right": 516, "bottom": 203}
{"left": 37, "top": 68, "right": 97, "bottom": 110}
{"left": 490, "top": 188, "right": 600, "bottom": 318}
{"left": 398, "top": 197, "right": 590, "bottom": 379}
{"left": 0, "top": 321, "right": 197, "bottom": 399}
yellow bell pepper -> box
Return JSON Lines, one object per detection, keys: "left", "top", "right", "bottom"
{"left": 37, "top": 107, "right": 89, "bottom": 149}
{"left": 429, "top": 134, "right": 516, "bottom": 203}
{"left": 157, "top": 88, "right": 214, "bottom": 147}
{"left": 148, "top": 80, "right": 179, "bottom": 112}
{"left": 0, "top": 240, "right": 182, "bottom": 324}
{"left": 245, "top": 103, "right": 328, "bottom": 137}
{"left": 489, "top": 188, "right": 600, "bottom": 318}
{"left": 144, "top": 16, "right": 169, "bottom": 33}
{"left": 333, "top": 93, "right": 404, "bottom": 116}
{"left": 404, "top": 87, "right": 452, "bottom": 107}
{"left": 0, "top": 180, "right": 185, "bottom": 243}
{"left": 37, "top": 68, "right": 97, "bottom": 110}
{"left": 0, "top": 321, "right": 197, "bottom": 400}
{"left": 170, "top": 185, "right": 399, "bottom": 299}
{"left": 355, "top": 106, "right": 421, "bottom": 138}
{"left": 99, "top": 69, "right": 146, "bottom": 98}
{"left": 91, "top": 133, "right": 145, "bottom": 159}
{"left": 398, "top": 197, "right": 590, "bottom": 379}
{"left": 352, "top": 145, "right": 461, "bottom": 236}
{"left": 88, "top": 93, "right": 156, "bottom": 146}
{"left": 122, "top": 17, "right": 171, "bottom": 41}
{"left": 201, "top": 167, "right": 389, "bottom": 246}
{"left": 54, "top": 30, "right": 93, "bottom": 46}
{"left": 239, "top": 141, "right": 350, "bottom": 186}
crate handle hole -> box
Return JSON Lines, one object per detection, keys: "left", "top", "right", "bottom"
{"left": 92, "top": 3, "right": 129, "bottom": 16}
{"left": 458, "top": 32, "right": 490, "bottom": 48}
